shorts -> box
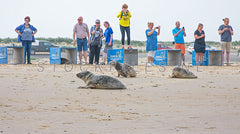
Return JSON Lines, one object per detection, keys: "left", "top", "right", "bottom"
{"left": 148, "top": 51, "right": 155, "bottom": 57}
{"left": 104, "top": 44, "right": 113, "bottom": 53}
{"left": 221, "top": 42, "right": 231, "bottom": 53}
{"left": 194, "top": 43, "right": 205, "bottom": 53}
{"left": 77, "top": 38, "right": 88, "bottom": 51}
{"left": 174, "top": 43, "right": 185, "bottom": 54}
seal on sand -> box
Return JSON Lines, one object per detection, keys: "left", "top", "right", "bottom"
{"left": 109, "top": 61, "right": 137, "bottom": 77}
{"left": 61, "top": 58, "right": 71, "bottom": 64}
{"left": 170, "top": 67, "right": 197, "bottom": 79}
{"left": 76, "top": 71, "right": 127, "bottom": 89}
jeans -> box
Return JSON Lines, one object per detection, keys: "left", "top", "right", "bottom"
{"left": 77, "top": 38, "right": 88, "bottom": 51}
{"left": 89, "top": 45, "right": 101, "bottom": 64}
{"left": 120, "top": 25, "right": 130, "bottom": 45}
{"left": 22, "top": 40, "right": 32, "bottom": 63}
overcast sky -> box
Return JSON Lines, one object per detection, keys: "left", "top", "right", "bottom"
{"left": 1, "top": 0, "right": 239, "bottom": 42}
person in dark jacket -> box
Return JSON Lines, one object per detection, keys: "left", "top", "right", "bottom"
{"left": 89, "top": 19, "right": 103, "bottom": 64}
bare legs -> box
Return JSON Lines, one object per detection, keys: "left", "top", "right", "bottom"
{"left": 103, "top": 53, "right": 107, "bottom": 64}
{"left": 222, "top": 51, "right": 230, "bottom": 65}
{"left": 79, "top": 51, "right": 88, "bottom": 64}
{"left": 182, "top": 54, "right": 185, "bottom": 65}
{"left": 148, "top": 56, "right": 154, "bottom": 63}
{"left": 196, "top": 53, "right": 203, "bottom": 65}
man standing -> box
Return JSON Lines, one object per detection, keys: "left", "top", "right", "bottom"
{"left": 73, "top": 16, "right": 90, "bottom": 64}
{"left": 218, "top": 18, "right": 234, "bottom": 66}
{"left": 172, "top": 21, "right": 186, "bottom": 65}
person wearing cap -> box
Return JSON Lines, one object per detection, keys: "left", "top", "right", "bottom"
{"left": 73, "top": 16, "right": 90, "bottom": 64}
{"left": 218, "top": 18, "right": 234, "bottom": 66}
{"left": 172, "top": 21, "right": 186, "bottom": 65}
{"left": 89, "top": 19, "right": 103, "bottom": 64}
{"left": 15, "top": 16, "right": 37, "bottom": 64}
{"left": 117, "top": 4, "right": 132, "bottom": 49}
{"left": 145, "top": 22, "right": 160, "bottom": 67}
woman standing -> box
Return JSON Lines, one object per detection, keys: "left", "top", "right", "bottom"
{"left": 145, "top": 22, "right": 160, "bottom": 67}
{"left": 89, "top": 19, "right": 103, "bottom": 65}
{"left": 15, "top": 16, "right": 37, "bottom": 64}
{"left": 101, "top": 21, "right": 113, "bottom": 65}
{"left": 117, "top": 4, "right": 132, "bottom": 49}
{"left": 194, "top": 23, "right": 206, "bottom": 66}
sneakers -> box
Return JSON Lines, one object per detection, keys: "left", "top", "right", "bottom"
{"left": 200, "top": 63, "right": 204, "bottom": 66}
{"left": 151, "top": 63, "right": 156, "bottom": 66}
{"left": 226, "top": 63, "right": 231, "bottom": 66}
{"left": 147, "top": 63, "right": 152, "bottom": 67}
{"left": 122, "top": 46, "right": 133, "bottom": 49}
{"left": 100, "top": 62, "right": 105, "bottom": 65}
{"left": 127, "top": 46, "right": 133, "bottom": 49}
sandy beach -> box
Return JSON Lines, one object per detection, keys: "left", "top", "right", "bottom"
{"left": 0, "top": 62, "right": 240, "bottom": 134}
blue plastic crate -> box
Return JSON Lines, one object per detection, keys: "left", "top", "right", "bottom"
{"left": 192, "top": 50, "right": 222, "bottom": 66}
{"left": 0, "top": 46, "right": 8, "bottom": 64}
{"left": 50, "top": 47, "right": 61, "bottom": 64}
{"left": 153, "top": 50, "right": 168, "bottom": 65}
{"left": 192, "top": 51, "right": 208, "bottom": 66}
{"left": 107, "top": 49, "right": 124, "bottom": 64}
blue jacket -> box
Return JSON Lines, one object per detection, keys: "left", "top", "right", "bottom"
{"left": 15, "top": 23, "right": 37, "bottom": 42}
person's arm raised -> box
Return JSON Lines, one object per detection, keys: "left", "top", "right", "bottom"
{"left": 157, "top": 26, "right": 160, "bottom": 36}
{"left": 147, "top": 27, "right": 157, "bottom": 36}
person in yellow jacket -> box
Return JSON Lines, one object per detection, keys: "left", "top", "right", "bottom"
{"left": 117, "top": 4, "right": 132, "bottom": 49}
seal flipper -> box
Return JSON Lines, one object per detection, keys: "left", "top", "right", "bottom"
{"left": 86, "top": 81, "right": 97, "bottom": 88}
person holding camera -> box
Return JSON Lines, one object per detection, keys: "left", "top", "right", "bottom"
{"left": 117, "top": 4, "right": 132, "bottom": 49}
{"left": 218, "top": 18, "right": 234, "bottom": 66}
{"left": 145, "top": 22, "right": 160, "bottom": 67}
{"left": 194, "top": 23, "right": 206, "bottom": 66}
{"left": 172, "top": 21, "right": 186, "bottom": 65}
{"left": 89, "top": 19, "right": 103, "bottom": 65}
{"left": 15, "top": 16, "right": 37, "bottom": 64}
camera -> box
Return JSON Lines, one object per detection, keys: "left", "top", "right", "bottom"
{"left": 155, "top": 27, "right": 159, "bottom": 29}
{"left": 182, "top": 27, "right": 185, "bottom": 29}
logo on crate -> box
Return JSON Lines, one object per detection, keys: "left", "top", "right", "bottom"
{"left": 51, "top": 49, "right": 60, "bottom": 60}
{"left": 0, "top": 48, "right": 6, "bottom": 58}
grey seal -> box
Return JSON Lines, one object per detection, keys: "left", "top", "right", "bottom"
{"left": 76, "top": 71, "right": 127, "bottom": 89}
{"left": 61, "top": 58, "right": 71, "bottom": 64}
{"left": 109, "top": 61, "right": 137, "bottom": 77}
{"left": 170, "top": 67, "right": 197, "bottom": 79}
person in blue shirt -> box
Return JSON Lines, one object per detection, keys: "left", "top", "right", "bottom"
{"left": 101, "top": 21, "right": 113, "bottom": 65}
{"left": 15, "top": 16, "right": 37, "bottom": 64}
{"left": 172, "top": 21, "right": 186, "bottom": 65}
{"left": 218, "top": 18, "right": 234, "bottom": 66}
{"left": 145, "top": 22, "right": 160, "bottom": 67}
{"left": 89, "top": 19, "right": 103, "bottom": 65}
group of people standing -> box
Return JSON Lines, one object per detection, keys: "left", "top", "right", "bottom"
{"left": 146, "top": 17, "right": 234, "bottom": 66}
{"left": 14, "top": 4, "right": 233, "bottom": 66}
{"left": 15, "top": 4, "right": 132, "bottom": 65}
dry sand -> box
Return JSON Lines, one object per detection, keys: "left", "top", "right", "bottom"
{"left": 0, "top": 62, "right": 240, "bottom": 134}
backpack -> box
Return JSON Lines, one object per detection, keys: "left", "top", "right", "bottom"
{"left": 90, "top": 26, "right": 101, "bottom": 47}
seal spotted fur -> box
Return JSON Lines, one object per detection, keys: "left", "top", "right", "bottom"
{"left": 109, "top": 61, "right": 136, "bottom": 77}
{"left": 170, "top": 67, "right": 197, "bottom": 79}
{"left": 76, "top": 71, "right": 127, "bottom": 89}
